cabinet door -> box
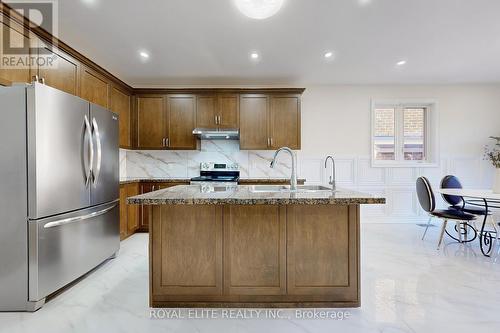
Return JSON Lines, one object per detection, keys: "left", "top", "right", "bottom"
{"left": 196, "top": 95, "right": 217, "bottom": 128}
{"left": 136, "top": 96, "right": 165, "bottom": 149}
{"left": 80, "top": 66, "right": 110, "bottom": 108}
{"left": 0, "top": 21, "right": 32, "bottom": 85}
{"left": 140, "top": 182, "right": 188, "bottom": 231}
{"left": 239, "top": 94, "right": 269, "bottom": 150}
{"left": 151, "top": 205, "right": 223, "bottom": 296}
{"left": 110, "top": 86, "right": 132, "bottom": 148}
{"left": 287, "top": 205, "right": 359, "bottom": 300}
{"left": 223, "top": 205, "right": 286, "bottom": 295}
{"left": 36, "top": 40, "right": 79, "bottom": 95}
{"left": 269, "top": 94, "right": 301, "bottom": 149}
{"left": 139, "top": 183, "right": 155, "bottom": 230}
{"left": 126, "top": 184, "right": 139, "bottom": 233}
{"left": 166, "top": 94, "right": 197, "bottom": 150}
{"left": 218, "top": 94, "right": 239, "bottom": 129}
{"left": 119, "top": 185, "right": 128, "bottom": 240}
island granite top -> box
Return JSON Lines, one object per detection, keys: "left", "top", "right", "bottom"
{"left": 127, "top": 184, "right": 386, "bottom": 205}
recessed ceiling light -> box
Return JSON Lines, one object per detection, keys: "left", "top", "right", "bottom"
{"left": 81, "top": 0, "right": 99, "bottom": 7}
{"left": 358, "top": 0, "right": 373, "bottom": 6}
{"left": 396, "top": 60, "right": 407, "bottom": 66}
{"left": 234, "top": 0, "right": 285, "bottom": 20}
{"left": 324, "top": 51, "right": 334, "bottom": 59}
{"left": 250, "top": 52, "right": 259, "bottom": 60}
{"left": 139, "top": 51, "right": 150, "bottom": 59}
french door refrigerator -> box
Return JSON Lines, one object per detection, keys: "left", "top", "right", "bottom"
{"left": 0, "top": 82, "right": 119, "bottom": 311}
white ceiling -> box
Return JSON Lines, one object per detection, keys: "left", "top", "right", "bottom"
{"left": 58, "top": 0, "right": 500, "bottom": 87}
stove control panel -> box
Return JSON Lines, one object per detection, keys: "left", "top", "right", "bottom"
{"left": 200, "top": 162, "right": 239, "bottom": 172}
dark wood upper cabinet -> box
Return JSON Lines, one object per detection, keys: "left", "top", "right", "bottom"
{"left": 218, "top": 94, "right": 239, "bottom": 129}
{"left": 0, "top": 20, "right": 32, "bottom": 85}
{"left": 239, "top": 93, "right": 301, "bottom": 150}
{"left": 135, "top": 94, "right": 197, "bottom": 150}
{"left": 239, "top": 94, "right": 270, "bottom": 150}
{"left": 136, "top": 96, "right": 165, "bottom": 149}
{"left": 269, "top": 94, "right": 301, "bottom": 150}
{"left": 80, "top": 66, "right": 110, "bottom": 108}
{"left": 33, "top": 38, "right": 79, "bottom": 96}
{"left": 110, "top": 86, "right": 132, "bottom": 148}
{"left": 166, "top": 94, "right": 197, "bottom": 150}
{"left": 196, "top": 95, "right": 217, "bottom": 128}
{"left": 195, "top": 94, "right": 239, "bottom": 129}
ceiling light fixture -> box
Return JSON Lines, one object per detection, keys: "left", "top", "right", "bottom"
{"left": 139, "top": 51, "right": 150, "bottom": 59}
{"left": 396, "top": 60, "right": 407, "bottom": 66}
{"left": 250, "top": 52, "right": 259, "bottom": 60}
{"left": 234, "top": 0, "right": 285, "bottom": 20}
{"left": 324, "top": 51, "right": 334, "bottom": 59}
{"left": 358, "top": 0, "right": 373, "bottom": 6}
{"left": 81, "top": 0, "right": 99, "bottom": 7}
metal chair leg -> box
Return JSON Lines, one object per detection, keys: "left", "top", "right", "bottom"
{"left": 488, "top": 215, "right": 499, "bottom": 239}
{"left": 456, "top": 221, "right": 463, "bottom": 243}
{"left": 437, "top": 219, "right": 448, "bottom": 250}
{"left": 422, "top": 216, "right": 433, "bottom": 240}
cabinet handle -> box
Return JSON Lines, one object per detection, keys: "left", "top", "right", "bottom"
{"left": 270, "top": 138, "right": 273, "bottom": 147}
{"left": 166, "top": 138, "right": 169, "bottom": 147}
{"left": 161, "top": 138, "right": 165, "bottom": 146}
{"left": 218, "top": 116, "right": 221, "bottom": 125}
{"left": 214, "top": 115, "right": 218, "bottom": 125}
{"left": 40, "top": 77, "right": 45, "bottom": 84}
{"left": 267, "top": 138, "right": 270, "bottom": 147}
{"left": 32, "top": 75, "right": 39, "bottom": 83}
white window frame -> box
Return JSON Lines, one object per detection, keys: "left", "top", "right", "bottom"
{"left": 371, "top": 99, "right": 439, "bottom": 168}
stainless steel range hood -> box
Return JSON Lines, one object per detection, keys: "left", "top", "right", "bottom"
{"left": 192, "top": 128, "right": 239, "bottom": 140}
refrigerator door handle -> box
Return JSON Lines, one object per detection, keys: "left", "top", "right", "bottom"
{"left": 84, "top": 115, "right": 94, "bottom": 187}
{"left": 43, "top": 203, "right": 118, "bottom": 229}
{"left": 91, "top": 117, "right": 102, "bottom": 186}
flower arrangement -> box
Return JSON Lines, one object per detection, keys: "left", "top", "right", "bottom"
{"left": 484, "top": 136, "right": 500, "bottom": 168}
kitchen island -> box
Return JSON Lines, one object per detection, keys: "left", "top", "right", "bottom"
{"left": 128, "top": 184, "right": 385, "bottom": 308}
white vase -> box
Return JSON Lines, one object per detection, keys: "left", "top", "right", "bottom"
{"left": 494, "top": 169, "right": 500, "bottom": 194}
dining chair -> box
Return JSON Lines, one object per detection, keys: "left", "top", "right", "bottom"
{"left": 416, "top": 177, "right": 477, "bottom": 249}
{"left": 440, "top": 175, "right": 498, "bottom": 237}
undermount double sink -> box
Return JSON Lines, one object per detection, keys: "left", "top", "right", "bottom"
{"left": 250, "top": 185, "right": 334, "bottom": 193}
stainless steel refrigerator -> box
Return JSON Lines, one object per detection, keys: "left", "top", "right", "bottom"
{"left": 0, "top": 82, "right": 120, "bottom": 311}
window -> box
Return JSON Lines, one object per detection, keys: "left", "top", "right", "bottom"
{"left": 371, "top": 100, "right": 438, "bottom": 167}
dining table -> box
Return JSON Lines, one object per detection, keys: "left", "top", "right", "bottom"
{"left": 437, "top": 188, "right": 500, "bottom": 256}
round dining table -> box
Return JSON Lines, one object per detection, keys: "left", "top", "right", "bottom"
{"left": 437, "top": 189, "right": 500, "bottom": 256}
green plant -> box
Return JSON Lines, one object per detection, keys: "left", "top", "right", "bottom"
{"left": 484, "top": 136, "right": 500, "bottom": 168}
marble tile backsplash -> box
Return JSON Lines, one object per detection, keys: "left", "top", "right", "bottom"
{"left": 121, "top": 140, "right": 295, "bottom": 179}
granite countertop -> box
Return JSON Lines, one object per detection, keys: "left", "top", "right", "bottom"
{"left": 119, "top": 178, "right": 307, "bottom": 185}
{"left": 119, "top": 178, "right": 190, "bottom": 185}
{"left": 127, "top": 184, "right": 386, "bottom": 206}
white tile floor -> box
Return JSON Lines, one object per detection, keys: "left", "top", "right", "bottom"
{"left": 1, "top": 223, "right": 500, "bottom": 333}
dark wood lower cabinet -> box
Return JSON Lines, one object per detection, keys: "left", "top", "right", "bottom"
{"left": 149, "top": 204, "right": 360, "bottom": 308}
{"left": 138, "top": 182, "right": 189, "bottom": 232}
{"left": 119, "top": 183, "right": 140, "bottom": 240}
{"left": 223, "top": 205, "right": 286, "bottom": 296}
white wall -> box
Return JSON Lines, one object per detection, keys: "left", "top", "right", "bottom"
{"left": 299, "top": 84, "right": 500, "bottom": 222}
{"left": 122, "top": 84, "right": 500, "bottom": 222}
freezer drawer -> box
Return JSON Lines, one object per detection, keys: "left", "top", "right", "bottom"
{"left": 28, "top": 201, "right": 120, "bottom": 301}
